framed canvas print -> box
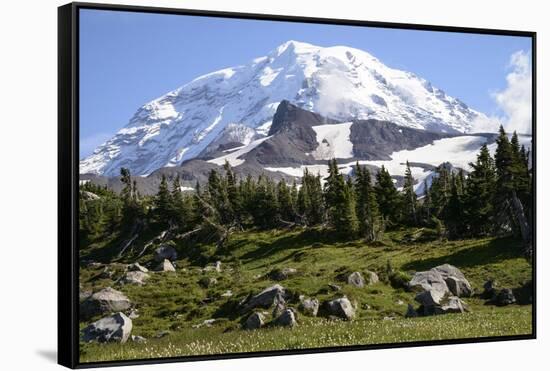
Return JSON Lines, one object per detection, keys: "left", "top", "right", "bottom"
{"left": 58, "top": 2, "right": 536, "bottom": 368}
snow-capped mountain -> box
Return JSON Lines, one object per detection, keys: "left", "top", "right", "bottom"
{"left": 80, "top": 40, "right": 493, "bottom": 177}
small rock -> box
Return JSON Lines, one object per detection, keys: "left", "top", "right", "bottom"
{"left": 365, "top": 270, "right": 379, "bottom": 285}
{"left": 128, "top": 309, "right": 140, "bottom": 319}
{"left": 155, "top": 259, "right": 176, "bottom": 272}
{"left": 274, "top": 309, "right": 297, "bottom": 327}
{"left": 215, "top": 261, "right": 222, "bottom": 273}
{"left": 128, "top": 262, "right": 148, "bottom": 273}
{"left": 347, "top": 272, "right": 365, "bottom": 288}
{"left": 221, "top": 290, "right": 233, "bottom": 297}
{"left": 396, "top": 300, "right": 405, "bottom": 305}
{"left": 131, "top": 335, "right": 147, "bottom": 343}
{"left": 323, "top": 297, "right": 355, "bottom": 320}
{"left": 155, "top": 330, "right": 170, "bottom": 338}
{"left": 193, "top": 319, "right": 217, "bottom": 328}
{"left": 198, "top": 277, "right": 217, "bottom": 288}
{"left": 244, "top": 312, "right": 265, "bottom": 330}
{"left": 121, "top": 271, "right": 150, "bottom": 285}
{"left": 328, "top": 283, "right": 342, "bottom": 292}
{"left": 437, "top": 296, "right": 469, "bottom": 314}
{"left": 269, "top": 267, "right": 298, "bottom": 281}
{"left": 81, "top": 312, "right": 132, "bottom": 343}
{"left": 154, "top": 245, "right": 178, "bottom": 262}
{"left": 494, "top": 288, "right": 516, "bottom": 306}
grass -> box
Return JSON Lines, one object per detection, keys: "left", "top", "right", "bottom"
{"left": 79, "top": 227, "right": 533, "bottom": 363}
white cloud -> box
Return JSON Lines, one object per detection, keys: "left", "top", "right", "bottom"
{"left": 493, "top": 50, "right": 532, "bottom": 134}
{"left": 80, "top": 132, "right": 112, "bottom": 159}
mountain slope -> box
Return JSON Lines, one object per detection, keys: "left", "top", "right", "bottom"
{"left": 80, "top": 40, "right": 492, "bottom": 177}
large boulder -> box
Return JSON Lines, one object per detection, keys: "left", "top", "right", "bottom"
{"left": 433, "top": 264, "right": 472, "bottom": 297}
{"left": 155, "top": 259, "right": 176, "bottom": 272}
{"left": 121, "top": 271, "right": 149, "bottom": 285}
{"left": 244, "top": 312, "right": 265, "bottom": 330}
{"left": 347, "top": 272, "right": 365, "bottom": 288}
{"left": 154, "top": 245, "right": 178, "bottom": 262}
{"left": 405, "top": 304, "right": 418, "bottom": 318}
{"left": 323, "top": 297, "right": 355, "bottom": 320}
{"left": 481, "top": 280, "right": 497, "bottom": 300}
{"left": 274, "top": 309, "right": 297, "bottom": 327}
{"left": 81, "top": 312, "right": 132, "bottom": 343}
{"left": 269, "top": 267, "right": 298, "bottom": 281}
{"left": 299, "top": 296, "right": 319, "bottom": 317}
{"left": 242, "top": 284, "right": 286, "bottom": 311}
{"left": 409, "top": 270, "right": 449, "bottom": 295}
{"left": 80, "top": 287, "right": 131, "bottom": 319}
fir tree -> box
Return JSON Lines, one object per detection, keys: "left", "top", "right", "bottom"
{"left": 324, "top": 159, "right": 358, "bottom": 236}
{"left": 402, "top": 161, "right": 418, "bottom": 225}
{"left": 154, "top": 174, "right": 173, "bottom": 227}
{"left": 374, "top": 165, "right": 402, "bottom": 225}
{"left": 354, "top": 163, "right": 381, "bottom": 241}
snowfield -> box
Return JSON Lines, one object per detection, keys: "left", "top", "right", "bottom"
{"left": 208, "top": 136, "right": 272, "bottom": 167}
{"left": 311, "top": 122, "right": 354, "bottom": 160}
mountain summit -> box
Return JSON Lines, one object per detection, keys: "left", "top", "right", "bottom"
{"left": 80, "top": 40, "right": 492, "bottom": 176}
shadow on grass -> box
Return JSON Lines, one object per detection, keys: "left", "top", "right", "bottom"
{"left": 238, "top": 228, "right": 344, "bottom": 264}
{"left": 401, "top": 237, "right": 524, "bottom": 272}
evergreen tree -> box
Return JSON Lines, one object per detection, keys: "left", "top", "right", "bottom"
{"left": 374, "top": 165, "right": 402, "bottom": 225}
{"left": 277, "top": 180, "right": 295, "bottom": 223}
{"left": 354, "top": 163, "right": 381, "bottom": 241}
{"left": 154, "top": 174, "right": 173, "bottom": 227}
{"left": 324, "top": 159, "right": 358, "bottom": 235}
{"left": 464, "top": 143, "right": 497, "bottom": 236}
{"left": 402, "top": 161, "right": 418, "bottom": 225}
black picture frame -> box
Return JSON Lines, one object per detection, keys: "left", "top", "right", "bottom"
{"left": 58, "top": 2, "right": 537, "bottom": 369}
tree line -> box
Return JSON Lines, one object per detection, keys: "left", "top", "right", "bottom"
{"left": 79, "top": 126, "right": 532, "bottom": 256}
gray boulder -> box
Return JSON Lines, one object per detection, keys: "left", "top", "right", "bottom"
{"left": 82, "top": 312, "right": 132, "bottom": 343}
{"left": 347, "top": 272, "right": 365, "bottom": 288}
{"left": 154, "top": 245, "right": 178, "bottom": 262}
{"left": 495, "top": 288, "right": 516, "bottom": 306}
{"left": 121, "top": 271, "right": 150, "bottom": 285}
{"left": 155, "top": 259, "right": 176, "bottom": 272}
{"left": 274, "top": 309, "right": 297, "bottom": 327}
{"left": 244, "top": 312, "right": 265, "bottom": 330}
{"left": 242, "top": 284, "right": 286, "bottom": 311}
{"left": 299, "top": 296, "right": 319, "bottom": 317}
{"left": 415, "top": 288, "right": 447, "bottom": 309}
{"left": 433, "top": 264, "right": 473, "bottom": 297}
{"left": 128, "top": 262, "right": 148, "bottom": 273}
{"left": 323, "top": 297, "right": 355, "bottom": 320}
{"left": 269, "top": 267, "right": 298, "bottom": 281}
{"left": 409, "top": 270, "right": 449, "bottom": 295}
{"left": 80, "top": 287, "right": 131, "bottom": 319}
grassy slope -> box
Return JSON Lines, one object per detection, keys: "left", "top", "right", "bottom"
{"left": 79, "top": 228, "right": 532, "bottom": 363}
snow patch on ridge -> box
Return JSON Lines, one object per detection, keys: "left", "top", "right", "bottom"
{"left": 311, "top": 122, "right": 354, "bottom": 160}
{"left": 208, "top": 136, "right": 272, "bottom": 167}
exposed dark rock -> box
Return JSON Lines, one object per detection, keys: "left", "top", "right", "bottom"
{"left": 154, "top": 245, "right": 178, "bottom": 262}
{"left": 244, "top": 312, "right": 265, "bottom": 330}
{"left": 81, "top": 312, "right": 132, "bottom": 343}
{"left": 322, "top": 297, "right": 355, "bottom": 320}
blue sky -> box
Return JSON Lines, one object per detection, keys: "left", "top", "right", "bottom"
{"left": 79, "top": 9, "right": 532, "bottom": 158}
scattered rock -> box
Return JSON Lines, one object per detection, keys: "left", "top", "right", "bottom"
{"left": 131, "top": 335, "right": 147, "bottom": 343}
{"left": 221, "top": 290, "right": 233, "bottom": 298}
{"left": 323, "top": 297, "right": 355, "bottom": 320}
{"left": 365, "top": 270, "right": 380, "bottom": 285}
{"left": 215, "top": 261, "right": 222, "bottom": 272}
{"left": 155, "top": 259, "right": 176, "bottom": 272}
{"left": 274, "top": 309, "right": 297, "bottom": 327}
{"left": 81, "top": 312, "right": 132, "bottom": 343}
{"left": 494, "top": 288, "right": 516, "bottom": 306}
{"left": 128, "top": 309, "right": 140, "bottom": 319}
{"left": 415, "top": 288, "right": 447, "bottom": 309}
{"left": 269, "top": 267, "right": 298, "bottom": 281}
{"left": 347, "top": 272, "right": 365, "bottom": 288}
{"left": 405, "top": 304, "right": 418, "bottom": 318}
{"left": 128, "top": 262, "right": 148, "bottom": 273}
{"left": 437, "top": 296, "right": 469, "bottom": 314}
{"left": 328, "top": 283, "right": 342, "bottom": 292}
{"left": 154, "top": 245, "right": 178, "bottom": 262}
{"left": 299, "top": 296, "right": 319, "bottom": 317}
{"left": 242, "top": 284, "right": 286, "bottom": 311}
{"left": 198, "top": 276, "right": 217, "bottom": 288}
{"left": 80, "top": 287, "right": 131, "bottom": 319}
{"left": 433, "top": 264, "right": 472, "bottom": 297}
{"left": 155, "top": 330, "right": 170, "bottom": 338}
{"left": 193, "top": 319, "right": 217, "bottom": 329}
{"left": 409, "top": 270, "right": 449, "bottom": 295}
{"left": 244, "top": 312, "right": 265, "bottom": 330}
{"left": 121, "top": 271, "right": 150, "bottom": 285}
